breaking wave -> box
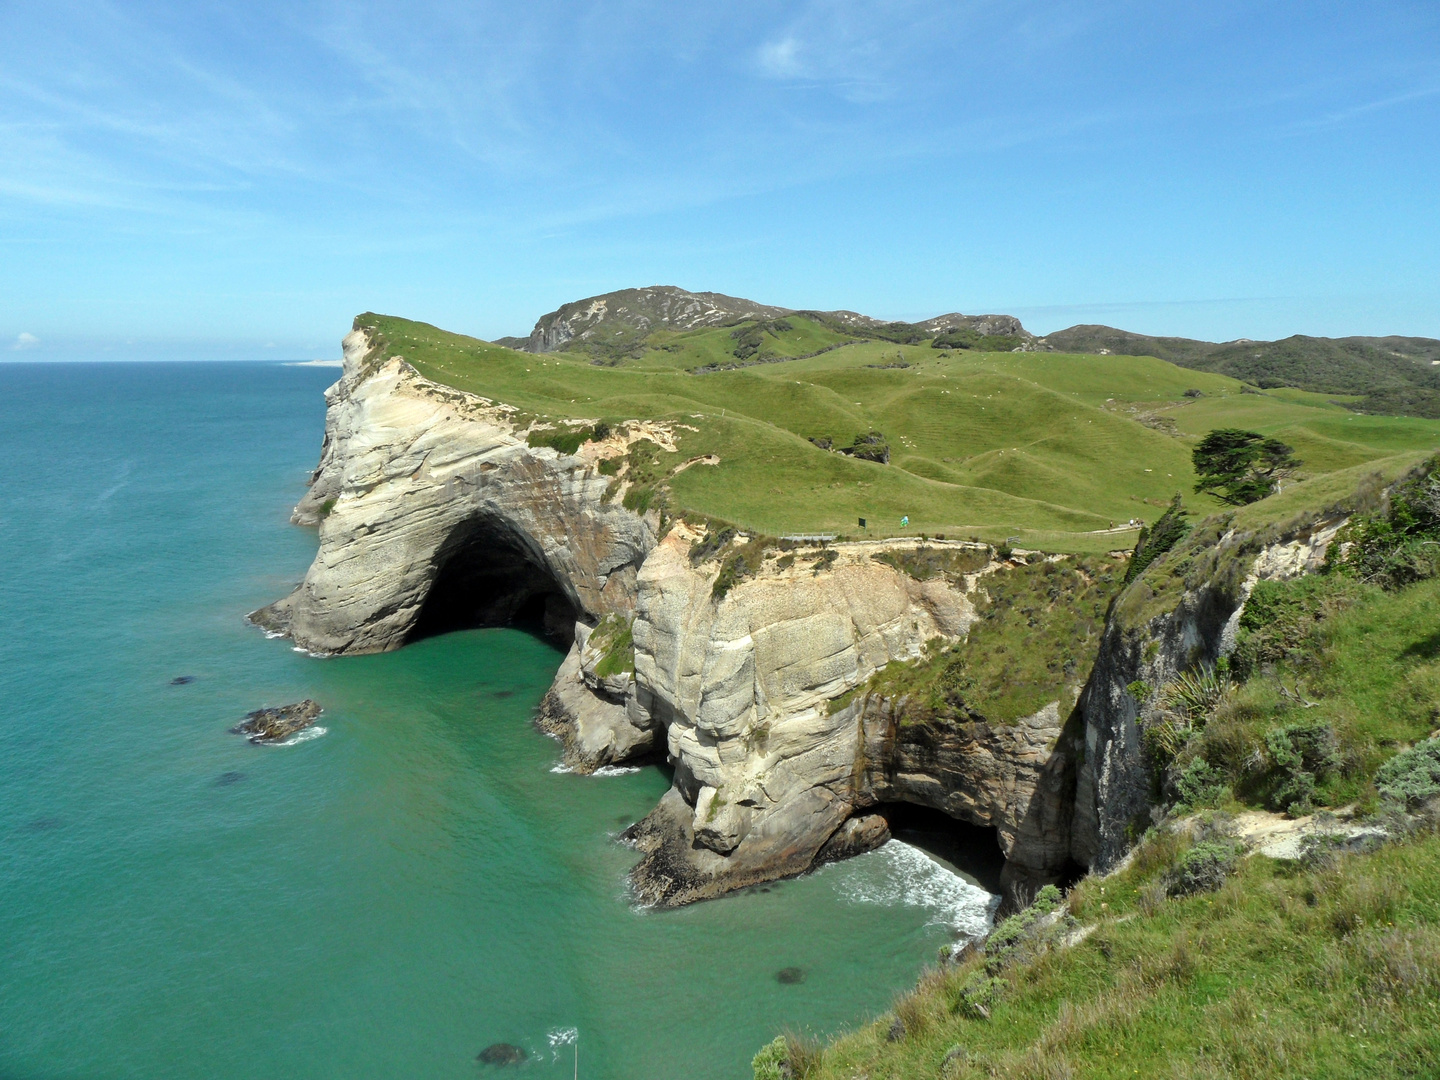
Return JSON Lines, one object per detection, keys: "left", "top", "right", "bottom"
{"left": 834, "top": 840, "right": 1000, "bottom": 940}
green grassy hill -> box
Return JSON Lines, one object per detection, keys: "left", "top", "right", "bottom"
{"left": 358, "top": 307, "right": 1440, "bottom": 551}
{"left": 1042, "top": 325, "right": 1440, "bottom": 418}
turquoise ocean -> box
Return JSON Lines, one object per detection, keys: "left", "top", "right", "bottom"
{"left": 0, "top": 361, "right": 998, "bottom": 1080}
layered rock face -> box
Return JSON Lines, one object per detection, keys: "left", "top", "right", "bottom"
{"left": 1072, "top": 516, "right": 1348, "bottom": 870}
{"left": 625, "top": 532, "right": 982, "bottom": 904}
{"left": 251, "top": 329, "right": 654, "bottom": 656}
{"left": 262, "top": 323, "right": 1356, "bottom": 910}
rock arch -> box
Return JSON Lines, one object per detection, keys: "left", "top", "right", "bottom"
{"left": 407, "top": 512, "right": 579, "bottom": 644}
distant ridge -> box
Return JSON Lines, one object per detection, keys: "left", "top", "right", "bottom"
{"left": 493, "top": 285, "right": 1033, "bottom": 358}
{"left": 1040, "top": 325, "right": 1440, "bottom": 417}
{"left": 489, "top": 286, "right": 1440, "bottom": 417}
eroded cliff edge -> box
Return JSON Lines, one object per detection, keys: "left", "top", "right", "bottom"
{"left": 257, "top": 324, "right": 1361, "bottom": 908}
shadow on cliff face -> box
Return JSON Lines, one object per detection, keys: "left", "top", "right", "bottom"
{"left": 406, "top": 514, "right": 578, "bottom": 645}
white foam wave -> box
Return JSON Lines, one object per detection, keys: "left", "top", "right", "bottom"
{"left": 592, "top": 765, "right": 641, "bottom": 777}
{"left": 834, "top": 840, "right": 1000, "bottom": 939}
{"left": 549, "top": 763, "right": 574, "bottom": 774}
{"left": 272, "top": 725, "right": 327, "bottom": 746}
{"left": 547, "top": 1027, "right": 578, "bottom": 1061}
{"left": 290, "top": 645, "right": 332, "bottom": 658}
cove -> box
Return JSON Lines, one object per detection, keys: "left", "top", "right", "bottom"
{"left": 0, "top": 361, "right": 997, "bottom": 1080}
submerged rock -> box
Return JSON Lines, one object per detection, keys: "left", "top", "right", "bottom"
{"left": 213, "top": 771, "right": 246, "bottom": 786}
{"left": 170, "top": 675, "right": 196, "bottom": 685}
{"left": 231, "top": 700, "right": 322, "bottom": 744}
{"left": 477, "top": 1043, "right": 527, "bottom": 1066}
{"left": 776, "top": 966, "right": 806, "bottom": 985}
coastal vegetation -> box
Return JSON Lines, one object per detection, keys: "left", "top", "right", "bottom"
{"left": 766, "top": 819, "right": 1440, "bottom": 1079}
{"left": 352, "top": 308, "right": 1440, "bottom": 553}
{"left": 754, "top": 456, "right": 1440, "bottom": 1079}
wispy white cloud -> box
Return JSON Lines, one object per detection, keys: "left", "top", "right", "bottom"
{"left": 12, "top": 332, "right": 40, "bottom": 350}
{"left": 1293, "top": 82, "right": 1440, "bottom": 130}
{"left": 756, "top": 37, "right": 804, "bottom": 79}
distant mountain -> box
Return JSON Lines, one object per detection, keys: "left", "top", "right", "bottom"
{"left": 497, "top": 286, "right": 1035, "bottom": 360}
{"left": 1040, "top": 325, "right": 1440, "bottom": 418}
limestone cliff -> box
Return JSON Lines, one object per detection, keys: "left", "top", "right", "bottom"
{"left": 259, "top": 322, "right": 1357, "bottom": 911}
{"left": 251, "top": 328, "right": 655, "bottom": 656}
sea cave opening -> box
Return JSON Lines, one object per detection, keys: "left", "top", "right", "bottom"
{"left": 871, "top": 802, "right": 1007, "bottom": 895}
{"left": 406, "top": 513, "right": 579, "bottom": 645}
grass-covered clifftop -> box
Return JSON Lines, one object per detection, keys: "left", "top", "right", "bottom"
{"left": 755, "top": 457, "right": 1440, "bottom": 1079}
{"left": 352, "top": 308, "right": 1440, "bottom": 553}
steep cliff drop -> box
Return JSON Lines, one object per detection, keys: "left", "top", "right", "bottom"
{"left": 255, "top": 323, "right": 1355, "bottom": 910}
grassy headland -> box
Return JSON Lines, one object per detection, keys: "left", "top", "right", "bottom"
{"left": 356, "top": 309, "right": 1440, "bottom": 552}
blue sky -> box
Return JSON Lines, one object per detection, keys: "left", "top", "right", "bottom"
{"left": 2, "top": 1, "right": 1438, "bottom": 360}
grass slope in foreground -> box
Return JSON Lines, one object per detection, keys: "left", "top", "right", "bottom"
{"left": 758, "top": 460, "right": 1440, "bottom": 1079}
{"left": 358, "top": 313, "right": 1440, "bottom": 552}
{"left": 782, "top": 825, "right": 1440, "bottom": 1079}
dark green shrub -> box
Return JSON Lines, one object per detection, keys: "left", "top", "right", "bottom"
{"left": 1231, "top": 574, "right": 1363, "bottom": 679}
{"left": 1165, "top": 840, "right": 1240, "bottom": 896}
{"left": 1124, "top": 494, "right": 1191, "bottom": 585}
{"left": 1376, "top": 738, "right": 1440, "bottom": 808}
{"left": 1264, "top": 721, "right": 1341, "bottom": 815}
{"left": 1174, "top": 757, "right": 1229, "bottom": 809}
{"left": 1329, "top": 456, "right": 1440, "bottom": 589}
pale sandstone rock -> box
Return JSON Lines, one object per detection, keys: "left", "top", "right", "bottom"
{"left": 261, "top": 325, "right": 1182, "bottom": 908}
{"left": 251, "top": 328, "right": 654, "bottom": 656}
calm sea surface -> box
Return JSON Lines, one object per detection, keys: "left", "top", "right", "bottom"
{"left": 0, "top": 361, "right": 997, "bottom": 1080}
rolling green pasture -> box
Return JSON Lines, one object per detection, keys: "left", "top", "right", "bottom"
{"left": 360, "top": 314, "right": 1440, "bottom": 551}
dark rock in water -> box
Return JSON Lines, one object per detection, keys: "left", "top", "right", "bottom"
{"left": 213, "top": 771, "right": 246, "bottom": 787}
{"left": 24, "top": 817, "right": 62, "bottom": 832}
{"left": 231, "top": 700, "right": 322, "bottom": 744}
{"left": 776, "top": 966, "right": 805, "bottom": 985}
{"left": 477, "top": 1043, "right": 527, "bottom": 1066}
{"left": 170, "top": 675, "right": 197, "bottom": 685}
{"left": 491, "top": 689, "right": 515, "bottom": 699}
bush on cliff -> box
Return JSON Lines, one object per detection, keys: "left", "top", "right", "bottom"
{"left": 1329, "top": 454, "right": 1440, "bottom": 589}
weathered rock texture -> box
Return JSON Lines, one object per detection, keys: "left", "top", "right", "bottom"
{"left": 624, "top": 531, "right": 988, "bottom": 904}
{"left": 261, "top": 321, "right": 1358, "bottom": 909}
{"left": 250, "top": 329, "right": 654, "bottom": 656}
{"left": 232, "top": 700, "right": 322, "bottom": 743}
